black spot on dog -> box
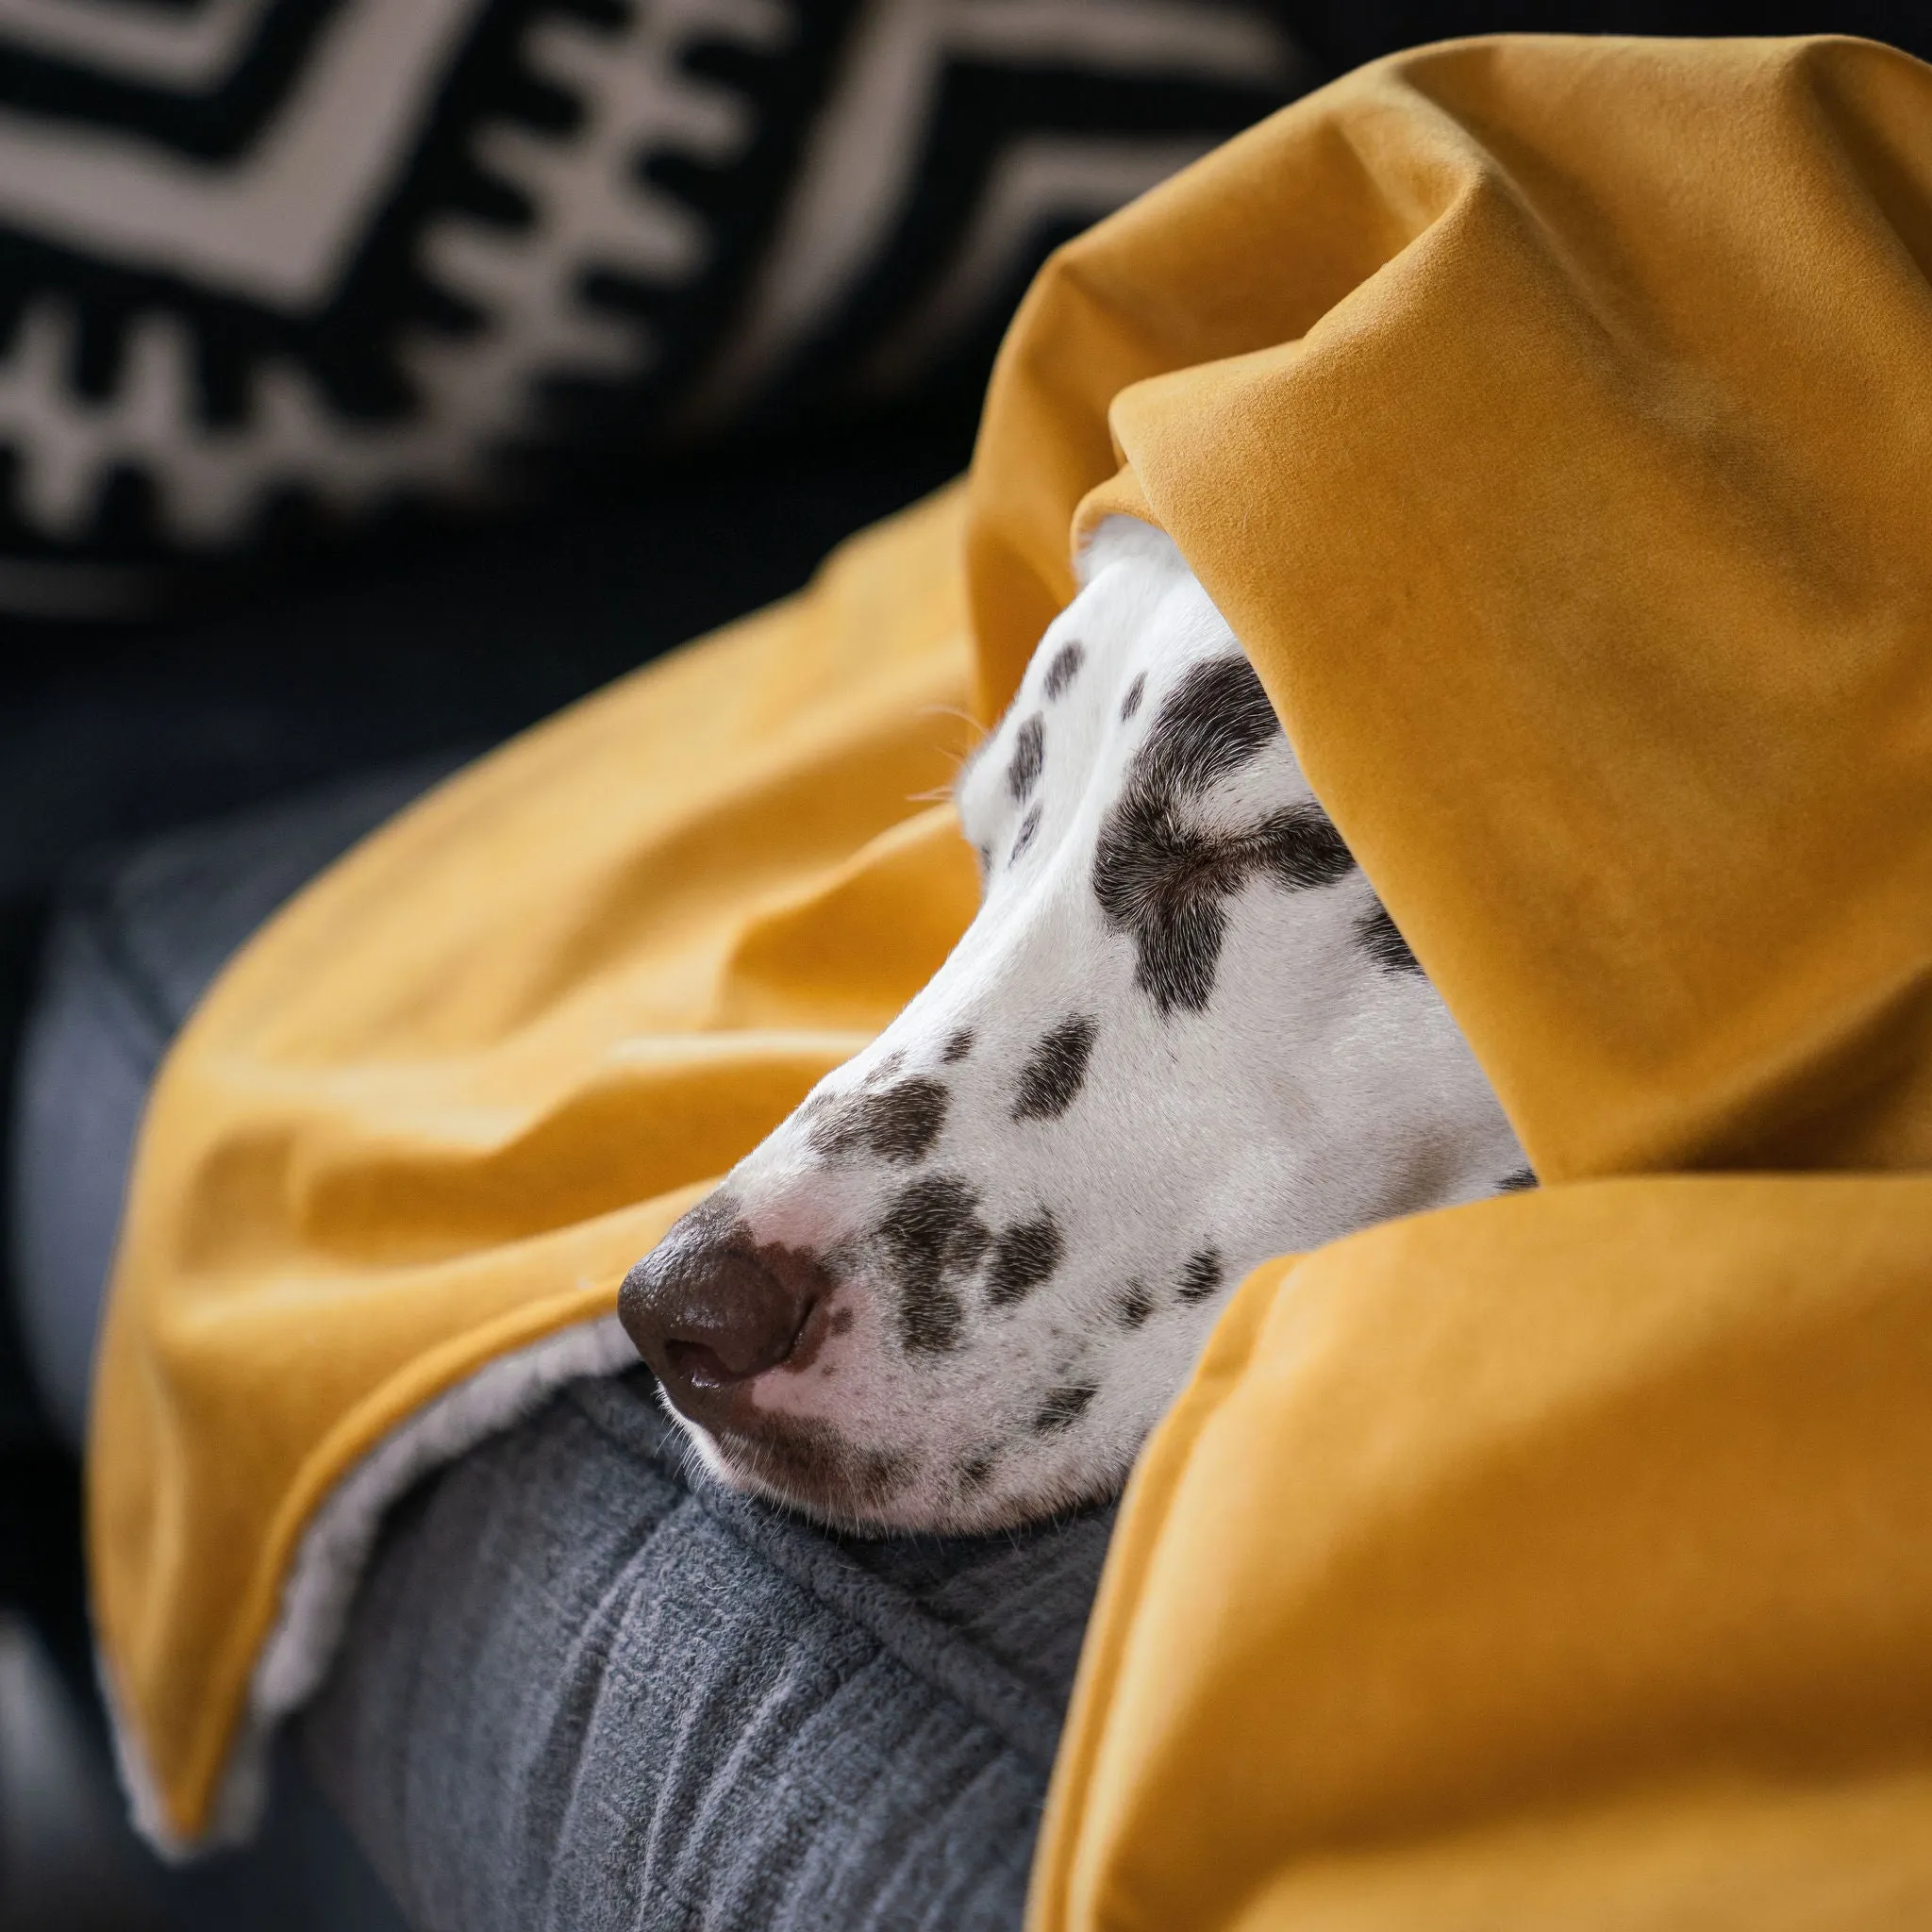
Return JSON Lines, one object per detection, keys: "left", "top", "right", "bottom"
{"left": 1498, "top": 1166, "right": 1538, "bottom": 1191}
{"left": 866, "top": 1050, "right": 907, "bottom": 1086}
{"left": 1034, "top": 1383, "right": 1097, "bottom": 1434}
{"left": 1357, "top": 901, "right": 1424, "bottom": 975}
{"left": 1176, "top": 1249, "right": 1224, "bottom": 1303}
{"left": 810, "top": 1077, "right": 949, "bottom": 1165}
{"left": 1102, "top": 866, "right": 1229, "bottom": 1015}
{"left": 975, "top": 842, "right": 992, "bottom": 878}
{"left": 1009, "top": 803, "right": 1042, "bottom": 864}
{"left": 959, "top": 1451, "right": 999, "bottom": 1491}
{"left": 1006, "top": 714, "right": 1045, "bottom": 802}
{"left": 1136, "top": 654, "right": 1280, "bottom": 797}
{"left": 1117, "top": 1279, "right": 1156, "bottom": 1328}
{"left": 1044, "top": 641, "right": 1086, "bottom": 699}
{"left": 1012, "top": 1016, "right": 1097, "bottom": 1121}
{"left": 941, "top": 1028, "right": 974, "bottom": 1064}
{"left": 1121, "top": 673, "right": 1146, "bottom": 721}
{"left": 1092, "top": 656, "right": 1357, "bottom": 1015}
{"left": 987, "top": 1212, "right": 1064, "bottom": 1307}
{"left": 876, "top": 1174, "right": 990, "bottom": 1355}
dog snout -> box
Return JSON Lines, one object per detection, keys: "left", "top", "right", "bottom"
{"left": 620, "top": 1207, "right": 824, "bottom": 1420}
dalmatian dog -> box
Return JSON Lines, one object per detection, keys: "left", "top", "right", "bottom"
{"left": 621, "top": 516, "right": 1528, "bottom": 1533}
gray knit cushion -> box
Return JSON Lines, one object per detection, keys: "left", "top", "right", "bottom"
{"left": 299, "top": 1372, "right": 1112, "bottom": 1932}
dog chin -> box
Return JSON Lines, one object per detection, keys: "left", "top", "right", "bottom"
{"left": 665, "top": 1398, "right": 1124, "bottom": 1536}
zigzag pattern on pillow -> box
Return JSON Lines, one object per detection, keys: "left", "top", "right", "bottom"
{"left": 0, "top": 0, "right": 1312, "bottom": 613}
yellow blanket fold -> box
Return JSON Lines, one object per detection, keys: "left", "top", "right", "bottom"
{"left": 92, "top": 27, "right": 1932, "bottom": 1922}
{"left": 969, "top": 30, "right": 1932, "bottom": 1185}
{"left": 92, "top": 487, "right": 980, "bottom": 1843}
{"left": 1033, "top": 1180, "right": 1932, "bottom": 1929}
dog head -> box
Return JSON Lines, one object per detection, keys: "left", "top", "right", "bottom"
{"left": 621, "top": 519, "right": 1526, "bottom": 1531}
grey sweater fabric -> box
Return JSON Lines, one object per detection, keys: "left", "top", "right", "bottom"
{"left": 299, "top": 1371, "right": 1114, "bottom": 1932}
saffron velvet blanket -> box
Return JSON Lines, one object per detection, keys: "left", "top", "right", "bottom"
{"left": 94, "top": 31, "right": 1932, "bottom": 1924}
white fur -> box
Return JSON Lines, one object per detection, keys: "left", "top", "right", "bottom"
{"left": 660, "top": 519, "right": 1525, "bottom": 1532}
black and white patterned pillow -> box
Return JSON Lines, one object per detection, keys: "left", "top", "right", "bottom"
{"left": 0, "top": 0, "right": 1316, "bottom": 617}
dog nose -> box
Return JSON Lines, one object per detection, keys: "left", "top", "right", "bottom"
{"left": 619, "top": 1209, "right": 819, "bottom": 1409}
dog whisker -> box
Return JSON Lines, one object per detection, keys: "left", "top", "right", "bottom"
{"left": 917, "top": 702, "right": 990, "bottom": 737}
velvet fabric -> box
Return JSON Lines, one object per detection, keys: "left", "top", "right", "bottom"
{"left": 91, "top": 488, "right": 982, "bottom": 1843}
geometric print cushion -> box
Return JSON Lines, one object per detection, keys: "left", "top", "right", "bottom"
{"left": 0, "top": 0, "right": 1315, "bottom": 617}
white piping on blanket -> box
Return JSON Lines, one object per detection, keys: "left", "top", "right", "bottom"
{"left": 106, "top": 1312, "right": 640, "bottom": 1859}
